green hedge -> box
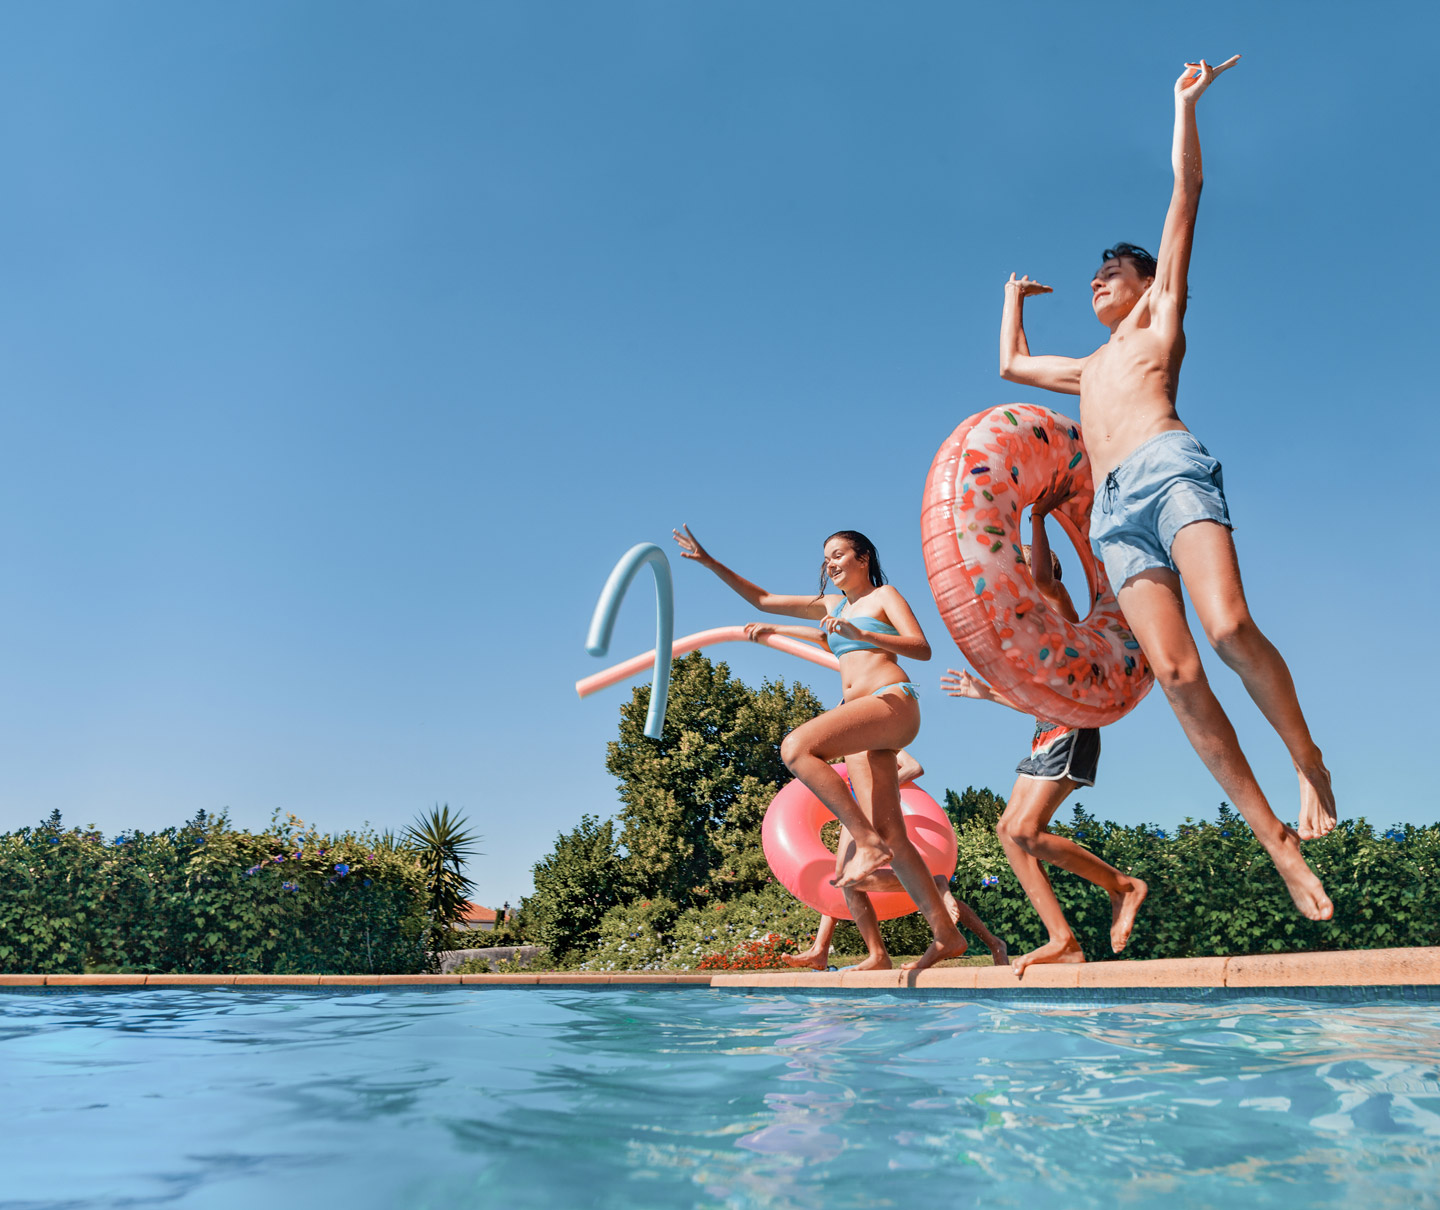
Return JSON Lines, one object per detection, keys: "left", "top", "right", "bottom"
{"left": 0, "top": 811, "right": 429, "bottom": 974}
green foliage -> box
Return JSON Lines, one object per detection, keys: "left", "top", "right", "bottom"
{"left": 951, "top": 803, "right": 1440, "bottom": 960}
{"left": 403, "top": 804, "right": 481, "bottom": 953}
{"left": 523, "top": 814, "right": 626, "bottom": 958}
{"left": 607, "top": 653, "right": 824, "bottom": 903}
{"left": 944, "top": 786, "right": 1006, "bottom": 832}
{"left": 0, "top": 810, "right": 429, "bottom": 974}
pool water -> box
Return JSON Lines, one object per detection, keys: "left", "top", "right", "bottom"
{"left": 2, "top": 987, "right": 1438, "bottom": 1208}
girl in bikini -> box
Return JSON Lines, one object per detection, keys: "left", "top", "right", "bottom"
{"left": 673, "top": 525, "right": 966, "bottom": 973}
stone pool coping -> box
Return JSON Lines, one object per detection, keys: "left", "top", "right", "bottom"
{"left": 1, "top": 946, "right": 1437, "bottom": 989}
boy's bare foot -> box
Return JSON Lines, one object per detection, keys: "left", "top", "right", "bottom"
{"left": 988, "top": 938, "right": 1010, "bottom": 966}
{"left": 781, "top": 948, "right": 829, "bottom": 971}
{"left": 941, "top": 888, "right": 962, "bottom": 925}
{"left": 849, "top": 867, "right": 903, "bottom": 894}
{"left": 1012, "top": 937, "right": 1085, "bottom": 976}
{"left": 1109, "top": 876, "right": 1148, "bottom": 952}
{"left": 1297, "top": 758, "right": 1337, "bottom": 840}
{"left": 833, "top": 841, "right": 893, "bottom": 889}
{"left": 844, "top": 952, "right": 893, "bottom": 972}
{"left": 900, "top": 928, "right": 967, "bottom": 973}
{"left": 1266, "top": 825, "right": 1334, "bottom": 920}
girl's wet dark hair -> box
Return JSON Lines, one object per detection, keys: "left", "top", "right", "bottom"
{"left": 819, "top": 530, "right": 887, "bottom": 596}
{"left": 1099, "top": 242, "right": 1157, "bottom": 279}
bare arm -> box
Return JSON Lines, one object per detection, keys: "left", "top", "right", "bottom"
{"left": 742, "top": 622, "right": 831, "bottom": 650}
{"left": 672, "top": 525, "right": 827, "bottom": 619}
{"left": 999, "top": 274, "right": 1087, "bottom": 394}
{"left": 822, "top": 585, "right": 932, "bottom": 661}
{"left": 1028, "top": 488, "right": 1080, "bottom": 624}
{"left": 940, "top": 668, "right": 1028, "bottom": 714}
{"left": 1151, "top": 56, "right": 1240, "bottom": 327}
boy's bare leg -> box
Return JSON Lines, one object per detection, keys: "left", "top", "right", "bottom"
{"left": 998, "top": 776, "right": 1148, "bottom": 975}
{"left": 1169, "top": 520, "right": 1336, "bottom": 839}
{"left": 783, "top": 913, "right": 837, "bottom": 970}
{"left": 842, "top": 885, "right": 893, "bottom": 970}
{"left": 1117, "top": 567, "right": 1333, "bottom": 920}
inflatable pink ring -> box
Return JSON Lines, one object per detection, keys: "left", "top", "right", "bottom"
{"left": 761, "top": 764, "right": 958, "bottom": 921}
{"left": 920, "top": 403, "right": 1154, "bottom": 727}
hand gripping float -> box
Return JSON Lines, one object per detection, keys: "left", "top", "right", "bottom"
{"left": 921, "top": 404, "right": 1154, "bottom": 727}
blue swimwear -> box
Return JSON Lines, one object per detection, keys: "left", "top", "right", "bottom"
{"left": 827, "top": 602, "right": 920, "bottom": 705}
{"left": 1090, "top": 430, "right": 1232, "bottom": 590}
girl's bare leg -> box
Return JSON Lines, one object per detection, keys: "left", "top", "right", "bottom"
{"left": 1169, "top": 521, "right": 1336, "bottom": 839}
{"left": 1117, "top": 566, "right": 1332, "bottom": 921}
{"left": 997, "top": 776, "right": 1147, "bottom": 975}
{"left": 842, "top": 885, "right": 892, "bottom": 970}
{"left": 783, "top": 913, "right": 836, "bottom": 970}
{"left": 941, "top": 878, "right": 1007, "bottom": 964}
{"left": 780, "top": 700, "right": 964, "bottom": 971}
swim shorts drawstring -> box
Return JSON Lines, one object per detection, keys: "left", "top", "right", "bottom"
{"left": 1101, "top": 469, "right": 1120, "bottom": 516}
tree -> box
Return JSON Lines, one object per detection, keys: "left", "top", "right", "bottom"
{"left": 606, "top": 653, "right": 824, "bottom": 903}
{"left": 944, "top": 785, "right": 1006, "bottom": 833}
{"left": 404, "top": 804, "right": 480, "bottom": 953}
{"left": 523, "top": 814, "right": 625, "bottom": 958}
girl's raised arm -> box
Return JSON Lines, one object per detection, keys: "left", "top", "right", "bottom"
{"left": 672, "top": 525, "right": 829, "bottom": 619}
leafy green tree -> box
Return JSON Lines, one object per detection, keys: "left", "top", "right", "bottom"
{"left": 944, "top": 786, "right": 1007, "bottom": 833}
{"left": 523, "top": 814, "right": 626, "bottom": 959}
{"left": 404, "top": 804, "right": 480, "bottom": 955}
{"left": 607, "top": 652, "right": 824, "bottom": 903}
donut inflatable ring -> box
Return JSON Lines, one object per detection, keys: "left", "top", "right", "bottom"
{"left": 921, "top": 403, "right": 1153, "bottom": 727}
{"left": 761, "top": 764, "right": 957, "bottom": 921}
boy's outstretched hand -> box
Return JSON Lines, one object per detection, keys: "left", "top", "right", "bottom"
{"left": 1176, "top": 55, "right": 1240, "bottom": 104}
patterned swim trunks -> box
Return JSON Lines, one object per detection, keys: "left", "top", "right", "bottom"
{"left": 1015, "top": 719, "right": 1101, "bottom": 787}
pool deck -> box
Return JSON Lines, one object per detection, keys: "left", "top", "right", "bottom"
{"left": 1, "top": 946, "right": 1438, "bottom": 989}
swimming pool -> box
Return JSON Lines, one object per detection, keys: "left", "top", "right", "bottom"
{"left": 3, "top": 987, "right": 1438, "bottom": 1208}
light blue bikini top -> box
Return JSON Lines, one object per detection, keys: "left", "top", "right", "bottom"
{"left": 827, "top": 600, "right": 899, "bottom": 658}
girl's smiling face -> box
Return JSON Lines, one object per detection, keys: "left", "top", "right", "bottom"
{"left": 824, "top": 538, "right": 865, "bottom": 589}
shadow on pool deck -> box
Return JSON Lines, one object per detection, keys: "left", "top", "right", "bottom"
{"left": 2, "top": 946, "right": 1438, "bottom": 990}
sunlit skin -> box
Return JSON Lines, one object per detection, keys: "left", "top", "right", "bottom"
{"left": 673, "top": 525, "right": 966, "bottom": 973}
{"left": 782, "top": 752, "right": 1010, "bottom": 971}
{"left": 942, "top": 505, "right": 1145, "bottom": 976}
{"left": 995, "top": 56, "right": 1336, "bottom": 923}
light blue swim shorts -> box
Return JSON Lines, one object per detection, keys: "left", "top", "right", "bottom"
{"left": 1089, "top": 430, "right": 1232, "bottom": 590}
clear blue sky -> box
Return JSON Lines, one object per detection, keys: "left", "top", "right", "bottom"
{"left": 0, "top": 2, "right": 1434, "bottom": 908}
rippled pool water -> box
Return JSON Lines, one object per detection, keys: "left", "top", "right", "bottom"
{"left": 2, "top": 987, "right": 1438, "bottom": 1208}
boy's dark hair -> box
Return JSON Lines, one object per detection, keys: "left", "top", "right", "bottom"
{"left": 1100, "top": 242, "right": 1157, "bottom": 279}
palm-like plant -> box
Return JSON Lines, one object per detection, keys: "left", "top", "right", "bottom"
{"left": 403, "top": 805, "right": 481, "bottom": 938}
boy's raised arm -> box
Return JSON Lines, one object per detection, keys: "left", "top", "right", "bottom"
{"left": 999, "top": 274, "right": 1087, "bottom": 394}
{"left": 1151, "top": 55, "right": 1241, "bottom": 326}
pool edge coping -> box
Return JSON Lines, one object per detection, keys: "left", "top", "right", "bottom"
{"left": 3, "top": 946, "right": 1438, "bottom": 989}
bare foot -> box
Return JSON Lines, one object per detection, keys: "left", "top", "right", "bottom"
{"left": 781, "top": 949, "right": 828, "bottom": 971}
{"left": 1266, "top": 825, "right": 1334, "bottom": 920}
{"left": 849, "top": 867, "right": 903, "bottom": 894}
{"left": 1109, "top": 876, "right": 1148, "bottom": 953}
{"left": 900, "top": 928, "right": 967, "bottom": 973}
{"left": 987, "top": 937, "right": 1009, "bottom": 966}
{"left": 941, "top": 889, "right": 962, "bottom": 925}
{"left": 1011, "top": 936, "right": 1085, "bottom": 977}
{"left": 1297, "top": 758, "right": 1337, "bottom": 840}
{"left": 832, "top": 841, "right": 893, "bottom": 889}
{"left": 844, "top": 952, "right": 892, "bottom": 972}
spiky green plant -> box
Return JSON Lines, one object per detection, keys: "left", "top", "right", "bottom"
{"left": 403, "top": 805, "right": 481, "bottom": 949}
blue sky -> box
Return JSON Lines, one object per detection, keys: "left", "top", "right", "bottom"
{"left": 0, "top": 2, "right": 1434, "bottom": 908}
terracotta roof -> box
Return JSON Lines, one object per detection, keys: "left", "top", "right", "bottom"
{"left": 460, "top": 902, "right": 497, "bottom": 924}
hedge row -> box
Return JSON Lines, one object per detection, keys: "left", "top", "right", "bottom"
{"left": 0, "top": 811, "right": 429, "bottom": 975}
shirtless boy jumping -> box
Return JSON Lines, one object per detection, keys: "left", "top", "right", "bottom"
{"left": 997, "top": 56, "right": 1336, "bottom": 921}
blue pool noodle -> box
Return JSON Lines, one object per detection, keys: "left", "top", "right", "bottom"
{"left": 585, "top": 543, "right": 674, "bottom": 740}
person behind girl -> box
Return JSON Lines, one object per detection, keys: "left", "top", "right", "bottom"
{"left": 940, "top": 498, "right": 1147, "bottom": 975}
{"left": 783, "top": 750, "right": 1010, "bottom": 971}
{"left": 673, "top": 525, "right": 966, "bottom": 972}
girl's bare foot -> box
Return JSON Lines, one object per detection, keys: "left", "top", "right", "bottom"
{"left": 1109, "top": 876, "right": 1148, "bottom": 952}
{"left": 782, "top": 948, "right": 829, "bottom": 970}
{"left": 900, "top": 927, "right": 967, "bottom": 973}
{"left": 833, "top": 841, "right": 893, "bottom": 889}
{"left": 1266, "top": 826, "right": 1334, "bottom": 920}
{"left": 941, "top": 888, "right": 962, "bottom": 925}
{"left": 849, "top": 867, "right": 903, "bottom": 895}
{"left": 1011, "top": 936, "right": 1085, "bottom": 976}
{"left": 1297, "top": 758, "right": 1337, "bottom": 840}
{"left": 845, "top": 952, "right": 892, "bottom": 972}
